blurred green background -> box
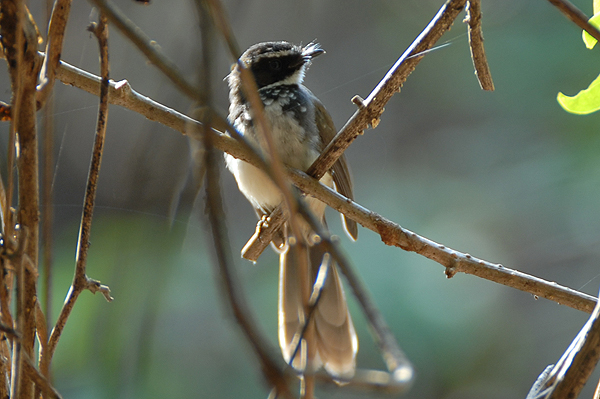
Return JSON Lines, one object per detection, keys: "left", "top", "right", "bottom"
{"left": 3, "top": 0, "right": 600, "bottom": 398}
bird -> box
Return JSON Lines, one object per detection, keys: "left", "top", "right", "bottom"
{"left": 225, "top": 41, "right": 359, "bottom": 381}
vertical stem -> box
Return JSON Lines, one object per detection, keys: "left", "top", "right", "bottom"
{"left": 40, "top": 12, "right": 111, "bottom": 378}
{"left": 196, "top": 2, "right": 293, "bottom": 397}
{"left": 1, "top": 0, "right": 45, "bottom": 397}
{"left": 41, "top": 0, "right": 56, "bottom": 381}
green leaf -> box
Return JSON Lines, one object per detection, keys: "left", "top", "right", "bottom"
{"left": 558, "top": 73, "right": 600, "bottom": 114}
{"left": 582, "top": 14, "right": 600, "bottom": 49}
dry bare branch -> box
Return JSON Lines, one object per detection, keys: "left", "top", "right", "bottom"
{"left": 315, "top": 368, "right": 414, "bottom": 394}
{"left": 464, "top": 0, "right": 494, "bottom": 91}
{"left": 286, "top": 168, "right": 598, "bottom": 314}
{"left": 22, "top": 354, "right": 62, "bottom": 399}
{"left": 36, "top": 0, "right": 72, "bottom": 109}
{"left": 41, "top": 13, "right": 113, "bottom": 379}
{"left": 291, "top": 206, "right": 413, "bottom": 391}
{"left": 203, "top": 0, "right": 241, "bottom": 57}
{"left": 52, "top": 56, "right": 214, "bottom": 133}
{"left": 1, "top": 0, "right": 44, "bottom": 396}
{"left": 546, "top": 0, "right": 600, "bottom": 42}
{"left": 241, "top": 0, "right": 469, "bottom": 261}
{"left": 87, "top": 0, "right": 198, "bottom": 99}
{"left": 195, "top": 2, "right": 295, "bottom": 396}
{"left": 46, "top": 52, "right": 598, "bottom": 315}
{"left": 527, "top": 289, "right": 600, "bottom": 398}
{"left": 200, "top": 116, "right": 295, "bottom": 398}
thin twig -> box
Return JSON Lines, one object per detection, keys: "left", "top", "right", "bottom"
{"left": 207, "top": 0, "right": 306, "bottom": 249}
{"left": 87, "top": 0, "right": 199, "bottom": 99}
{"left": 235, "top": 62, "right": 305, "bottom": 248}
{"left": 41, "top": 13, "right": 113, "bottom": 377}
{"left": 47, "top": 55, "right": 599, "bottom": 314}
{"left": 203, "top": 0, "right": 241, "bottom": 57}
{"left": 0, "top": 178, "right": 12, "bottom": 398}
{"left": 51, "top": 55, "right": 222, "bottom": 133}
{"left": 294, "top": 206, "right": 413, "bottom": 389}
{"left": 0, "top": 260, "right": 13, "bottom": 399}
{"left": 1, "top": 1, "right": 44, "bottom": 396}
{"left": 201, "top": 4, "right": 315, "bottom": 391}
{"left": 285, "top": 168, "right": 598, "bottom": 314}
{"left": 464, "top": 0, "right": 494, "bottom": 91}
{"left": 40, "top": 1, "right": 57, "bottom": 387}
{"left": 195, "top": 2, "right": 295, "bottom": 397}
{"left": 526, "top": 288, "right": 600, "bottom": 398}
{"left": 546, "top": 0, "right": 600, "bottom": 43}
{"left": 241, "top": 0, "right": 469, "bottom": 261}
{"left": 235, "top": 56, "right": 314, "bottom": 396}
{"left": 287, "top": 251, "right": 330, "bottom": 370}
{"left": 40, "top": 47, "right": 55, "bottom": 389}
{"left": 36, "top": 0, "right": 73, "bottom": 109}
{"left": 22, "top": 353, "right": 62, "bottom": 399}
{"left": 314, "top": 368, "right": 413, "bottom": 393}
{"left": 200, "top": 119, "right": 295, "bottom": 398}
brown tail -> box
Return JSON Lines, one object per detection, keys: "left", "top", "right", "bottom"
{"left": 278, "top": 243, "right": 357, "bottom": 379}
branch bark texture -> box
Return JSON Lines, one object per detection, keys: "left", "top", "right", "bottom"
{"left": 241, "top": 0, "right": 468, "bottom": 261}
{"left": 46, "top": 51, "right": 599, "bottom": 316}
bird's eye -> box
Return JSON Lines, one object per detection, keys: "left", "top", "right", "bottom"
{"left": 269, "top": 60, "right": 282, "bottom": 70}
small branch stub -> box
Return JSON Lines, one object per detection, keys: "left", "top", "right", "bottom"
{"left": 86, "top": 277, "right": 113, "bottom": 302}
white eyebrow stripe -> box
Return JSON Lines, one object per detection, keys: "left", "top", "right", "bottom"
{"left": 252, "top": 49, "right": 298, "bottom": 60}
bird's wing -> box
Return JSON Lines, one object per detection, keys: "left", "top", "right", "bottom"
{"left": 314, "top": 98, "right": 358, "bottom": 240}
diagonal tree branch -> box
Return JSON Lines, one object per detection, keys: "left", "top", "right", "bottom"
{"left": 465, "top": 0, "right": 494, "bottom": 91}
{"left": 241, "top": 0, "right": 469, "bottom": 261}
{"left": 290, "top": 206, "right": 414, "bottom": 390}
{"left": 546, "top": 0, "right": 600, "bottom": 42}
{"left": 36, "top": 0, "right": 72, "bottom": 109}
{"left": 527, "top": 289, "right": 600, "bottom": 398}
{"left": 87, "top": 0, "right": 199, "bottom": 99}
{"left": 46, "top": 54, "right": 598, "bottom": 315}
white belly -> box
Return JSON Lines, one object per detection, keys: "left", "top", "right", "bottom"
{"left": 226, "top": 99, "right": 331, "bottom": 222}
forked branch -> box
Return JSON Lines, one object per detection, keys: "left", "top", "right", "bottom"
{"left": 41, "top": 14, "right": 113, "bottom": 379}
{"left": 241, "top": 0, "right": 469, "bottom": 261}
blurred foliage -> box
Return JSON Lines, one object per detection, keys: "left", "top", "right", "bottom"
{"left": 3, "top": 0, "right": 600, "bottom": 398}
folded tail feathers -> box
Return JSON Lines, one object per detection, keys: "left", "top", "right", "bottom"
{"left": 278, "top": 243, "right": 357, "bottom": 379}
